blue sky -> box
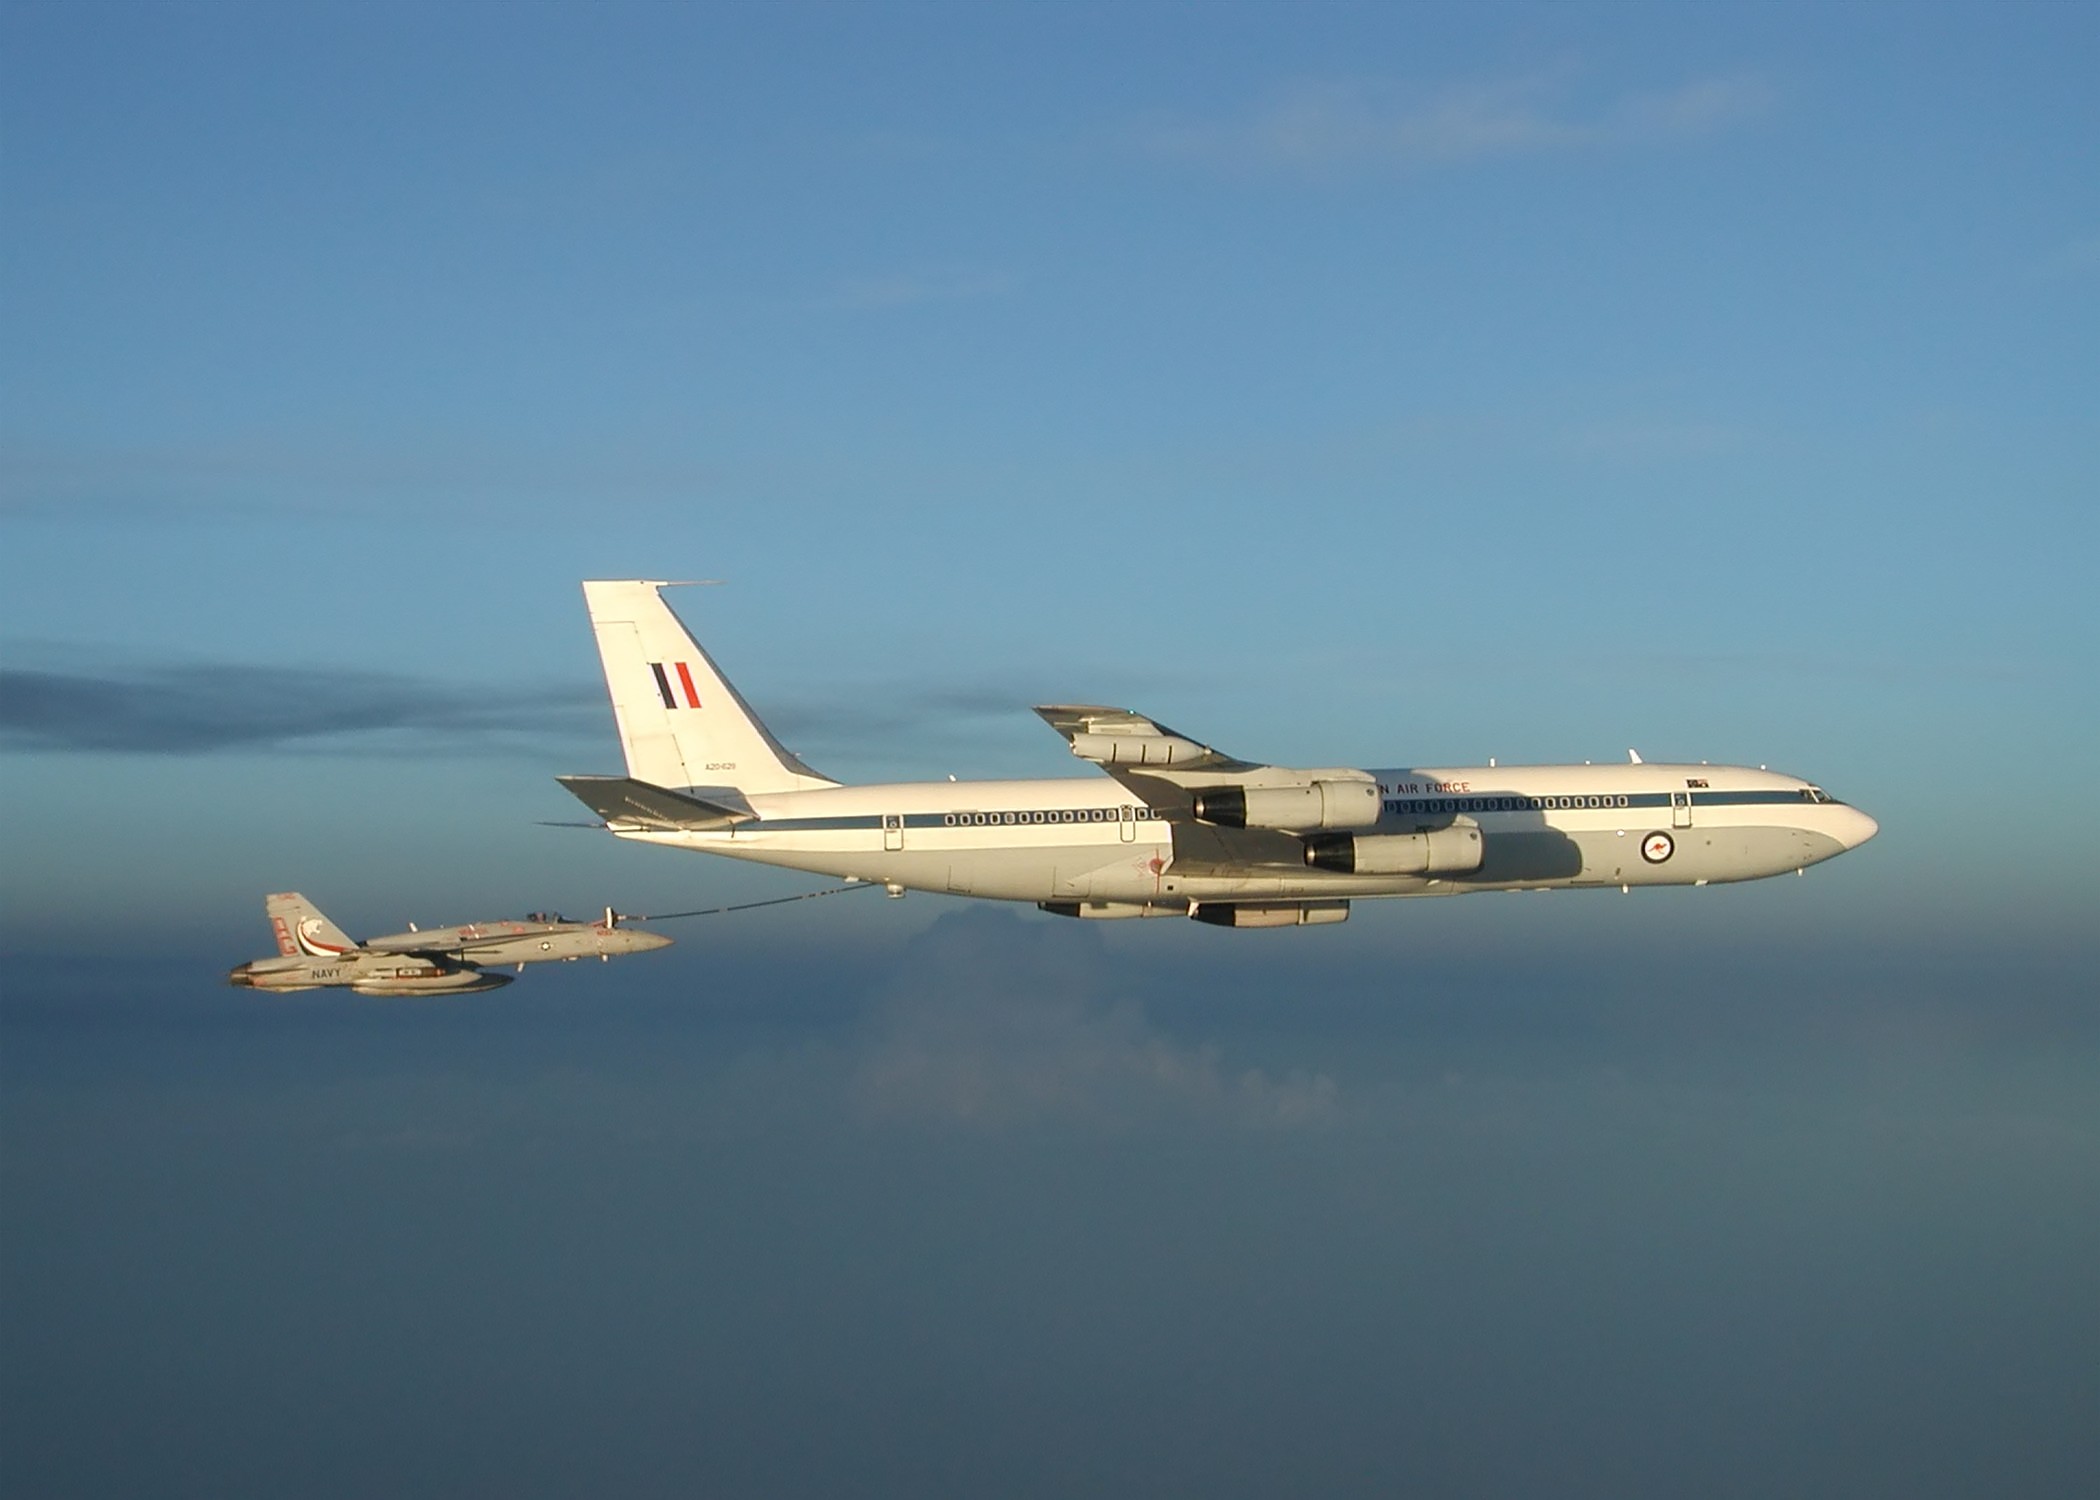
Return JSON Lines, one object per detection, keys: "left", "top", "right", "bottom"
{"left": 4, "top": 1, "right": 2094, "bottom": 956}
{"left": 6, "top": 6, "right": 2100, "bottom": 1495}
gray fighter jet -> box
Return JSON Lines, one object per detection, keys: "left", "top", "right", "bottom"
{"left": 228, "top": 892, "right": 672, "bottom": 995}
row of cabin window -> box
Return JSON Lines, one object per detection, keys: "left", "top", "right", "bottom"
{"left": 1389, "top": 795, "right": 1635, "bottom": 814}
{"left": 942, "top": 808, "right": 1158, "bottom": 827}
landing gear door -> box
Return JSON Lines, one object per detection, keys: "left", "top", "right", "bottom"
{"left": 1671, "top": 791, "right": 1692, "bottom": 829}
{"left": 883, "top": 813, "right": 904, "bottom": 851}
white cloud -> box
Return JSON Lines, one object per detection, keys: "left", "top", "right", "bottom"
{"left": 1145, "top": 70, "right": 1773, "bottom": 177}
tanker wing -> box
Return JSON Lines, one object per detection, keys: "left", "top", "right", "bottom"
{"left": 1030, "top": 704, "right": 1258, "bottom": 817}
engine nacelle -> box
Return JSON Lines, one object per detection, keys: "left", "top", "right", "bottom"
{"left": 1038, "top": 901, "right": 1187, "bottom": 920}
{"left": 1190, "top": 901, "right": 1350, "bottom": 929}
{"left": 1303, "top": 826, "right": 1484, "bottom": 876}
{"left": 1191, "top": 780, "right": 1380, "bottom": 831}
{"left": 1068, "top": 732, "right": 1210, "bottom": 767}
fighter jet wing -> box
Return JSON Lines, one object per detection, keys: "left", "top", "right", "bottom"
{"left": 1032, "top": 704, "right": 1260, "bottom": 818}
{"left": 556, "top": 774, "right": 757, "bottom": 831}
{"left": 363, "top": 927, "right": 533, "bottom": 957}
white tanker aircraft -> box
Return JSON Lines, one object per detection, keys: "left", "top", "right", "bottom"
{"left": 557, "top": 582, "right": 1877, "bottom": 929}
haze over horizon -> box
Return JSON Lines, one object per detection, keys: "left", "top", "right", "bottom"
{"left": 4, "top": 3, "right": 2096, "bottom": 1495}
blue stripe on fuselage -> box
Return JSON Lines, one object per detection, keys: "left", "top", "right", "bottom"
{"left": 735, "top": 789, "right": 1807, "bottom": 833}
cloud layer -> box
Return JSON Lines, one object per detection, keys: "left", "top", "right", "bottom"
{"left": 0, "top": 658, "right": 600, "bottom": 755}
{"left": 848, "top": 909, "right": 1342, "bottom": 1131}
{"left": 8, "top": 924, "right": 2097, "bottom": 1500}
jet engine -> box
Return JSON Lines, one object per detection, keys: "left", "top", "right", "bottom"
{"left": 1302, "top": 826, "right": 1483, "bottom": 876}
{"left": 1190, "top": 901, "right": 1350, "bottom": 928}
{"left": 1038, "top": 900, "right": 1187, "bottom": 920}
{"left": 1191, "top": 781, "right": 1380, "bottom": 831}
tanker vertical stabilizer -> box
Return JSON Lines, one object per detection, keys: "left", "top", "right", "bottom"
{"left": 581, "top": 581, "right": 836, "bottom": 795}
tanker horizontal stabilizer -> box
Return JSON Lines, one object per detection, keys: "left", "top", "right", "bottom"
{"left": 556, "top": 774, "right": 757, "bottom": 831}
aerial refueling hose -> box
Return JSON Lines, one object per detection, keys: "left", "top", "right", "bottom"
{"left": 615, "top": 881, "right": 877, "bottom": 924}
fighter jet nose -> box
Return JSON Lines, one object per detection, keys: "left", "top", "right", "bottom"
{"left": 1837, "top": 807, "right": 1879, "bottom": 850}
{"left": 591, "top": 926, "right": 673, "bottom": 955}
{"left": 227, "top": 963, "right": 255, "bottom": 988}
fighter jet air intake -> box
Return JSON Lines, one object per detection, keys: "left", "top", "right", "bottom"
{"left": 558, "top": 581, "right": 1877, "bottom": 929}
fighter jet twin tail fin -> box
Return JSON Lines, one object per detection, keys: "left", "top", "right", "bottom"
{"left": 265, "top": 892, "right": 359, "bottom": 958}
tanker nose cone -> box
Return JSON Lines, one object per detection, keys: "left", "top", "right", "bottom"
{"left": 1835, "top": 807, "right": 1879, "bottom": 850}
